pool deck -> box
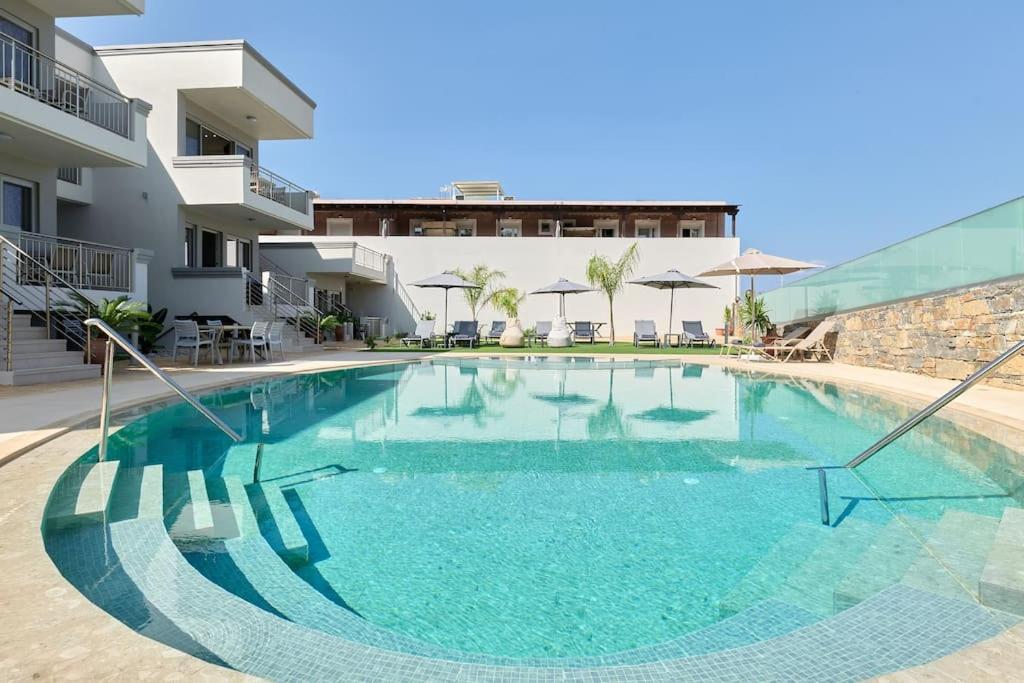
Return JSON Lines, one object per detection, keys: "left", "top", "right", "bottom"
{"left": 0, "top": 348, "right": 1022, "bottom": 681}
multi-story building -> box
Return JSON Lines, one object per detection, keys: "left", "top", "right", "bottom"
{"left": 0, "top": 0, "right": 151, "bottom": 383}
{"left": 261, "top": 181, "right": 741, "bottom": 340}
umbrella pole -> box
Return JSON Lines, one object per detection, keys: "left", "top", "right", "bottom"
{"left": 444, "top": 289, "right": 449, "bottom": 347}
{"left": 668, "top": 287, "right": 675, "bottom": 344}
{"left": 749, "top": 277, "right": 757, "bottom": 344}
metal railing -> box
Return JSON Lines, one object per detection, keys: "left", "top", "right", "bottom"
{"left": 812, "top": 338, "right": 1024, "bottom": 525}
{"left": 354, "top": 243, "right": 387, "bottom": 273}
{"left": 1, "top": 229, "right": 133, "bottom": 293}
{"left": 0, "top": 33, "right": 133, "bottom": 139}
{"left": 247, "top": 160, "right": 310, "bottom": 214}
{"left": 244, "top": 271, "right": 324, "bottom": 344}
{"left": 57, "top": 167, "right": 82, "bottom": 185}
{"left": 85, "top": 318, "right": 241, "bottom": 461}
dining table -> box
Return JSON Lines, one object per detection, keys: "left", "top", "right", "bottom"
{"left": 198, "top": 324, "right": 251, "bottom": 364}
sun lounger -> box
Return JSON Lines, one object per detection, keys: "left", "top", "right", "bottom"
{"left": 682, "top": 320, "right": 714, "bottom": 347}
{"left": 633, "top": 320, "right": 660, "bottom": 347}
{"left": 533, "top": 321, "right": 551, "bottom": 346}
{"left": 573, "top": 321, "right": 596, "bottom": 344}
{"left": 744, "top": 320, "right": 834, "bottom": 362}
{"left": 482, "top": 321, "right": 505, "bottom": 344}
{"left": 402, "top": 320, "right": 436, "bottom": 348}
{"left": 721, "top": 324, "right": 810, "bottom": 358}
{"left": 451, "top": 320, "right": 480, "bottom": 348}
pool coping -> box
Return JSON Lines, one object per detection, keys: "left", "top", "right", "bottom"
{"left": 1, "top": 351, "right": 1023, "bottom": 680}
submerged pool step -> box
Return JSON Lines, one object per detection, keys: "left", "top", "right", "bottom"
{"left": 247, "top": 482, "right": 309, "bottom": 565}
{"left": 771, "top": 518, "right": 880, "bottom": 616}
{"left": 718, "top": 523, "right": 830, "bottom": 617}
{"left": 168, "top": 471, "right": 240, "bottom": 543}
{"left": 979, "top": 507, "right": 1024, "bottom": 615}
{"left": 108, "top": 464, "right": 165, "bottom": 523}
{"left": 900, "top": 510, "right": 1000, "bottom": 603}
{"left": 46, "top": 460, "right": 121, "bottom": 529}
{"left": 223, "top": 476, "right": 260, "bottom": 537}
{"left": 833, "top": 518, "right": 936, "bottom": 612}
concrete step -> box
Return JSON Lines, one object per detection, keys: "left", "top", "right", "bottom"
{"left": 10, "top": 325, "right": 48, "bottom": 340}
{"left": 168, "top": 470, "right": 216, "bottom": 542}
{"left": 46, "top": 460, "right": 121, "bottom": 529}
{"left": 12, "top": 338, "right": 69, "bottom": 354}
{"left": 719, "top": 523, "right": 829, "bottom": 617}
{"left": 0, "top": 364, "right": 100, "bottom": 386}
{"left": 833, "top": 518, "right": 935, "bottom": 611}
{"left": 248, "top": 482, "right": 309, "bottom": 565}
{"left": 11, "top": 350, "right": 86, "bottom": 370}
{"left": 979, "top": 507, "right": 1024, "bottom": 615}
{"left": 900, "top": 510, "right": 1000, "bottom": 602}
{"left": 772, "top": 518, "right": 881, "bottom": 616}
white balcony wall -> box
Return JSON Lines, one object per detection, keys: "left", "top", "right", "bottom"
{"left": 27, "top": 0, "right": 144, "bottom": 17}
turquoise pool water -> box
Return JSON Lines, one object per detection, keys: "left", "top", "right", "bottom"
{"left": 43, "top": 359, "right": 1024, "bottom": 670}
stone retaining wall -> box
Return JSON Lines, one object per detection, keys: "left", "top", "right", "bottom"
{"left": 817, "top": 277, "right": 1024, "bottom": 389}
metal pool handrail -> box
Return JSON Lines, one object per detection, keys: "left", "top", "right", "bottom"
{"left": 85, "top": 318, "right": 242, "bottom": 461}
{"left": 845, "top": 337, "right": 1024, "bottom": 468}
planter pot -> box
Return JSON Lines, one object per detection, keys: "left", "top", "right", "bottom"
{"left": 87, "top": 338, "right": 110, "bottom": 373}
{"left": 499, "top": 318, "right": 526, "bottom": 347}
{"left": 334, "top": 325, "right": 344, "bottom": 343}
{"left": 547, "top": 317, "right": 573, "bottom": 347}
{"left": 343, "top": 322, "right": 354, "bottom": 341}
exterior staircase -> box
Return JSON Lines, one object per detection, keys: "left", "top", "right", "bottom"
{"left": 0, "top": 313, "right": 99, "bottom": 385}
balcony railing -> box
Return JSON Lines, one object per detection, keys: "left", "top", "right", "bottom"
{"left": 1, "top": 229, "right": 133, "bottom": 292}
{"left": 0, "top": 33, "right": 133, "bottom": 139}
{"left": 247, "top": 161, "right": 310, "bottom": 215}
{"left": 354, "top": 244, "right": 386, "bottom": 273}
{"left": 57, "top": 167, "right": 81, "bottom": 185}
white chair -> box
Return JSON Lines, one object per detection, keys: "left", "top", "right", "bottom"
{"left": 230, "top": 321, "right": 270, "bottom": 364}
{"left": 267, "top": 321, "right": 286, "bottom": 361}
{"left": 172, "top": 320, "right": 215, "bottom": 366}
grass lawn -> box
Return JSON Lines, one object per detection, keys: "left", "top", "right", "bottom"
{"left": 369, "top": 341, "right": 736, "bottom": 355}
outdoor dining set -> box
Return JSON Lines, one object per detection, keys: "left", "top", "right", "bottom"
{"left": 171, "top": 319, "right": 287, "bottom": 366}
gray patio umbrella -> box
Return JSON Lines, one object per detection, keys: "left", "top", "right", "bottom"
{"left": 530, "top": 278, "right": 595, "bottom": 317}
{"left": 409, "top": 271, "right": 480, "bottom": 335}
{"left": 699, "top": 249, "right": 821, "bottom": 342}
{"left": 628, "top": 269, "right": 718, "bottom": 340}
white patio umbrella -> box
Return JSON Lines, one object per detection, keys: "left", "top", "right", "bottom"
{"left": 409, "top": 271, "right": 480, "bottom": 336}
{"left": 530, "top": 278, "right": 596, "bottom": 318}
{"left": 628, "top": 269, "right": 718, "bottom": 340}
{"left": 699, "top": 248, "right": 821, "bottom": 342}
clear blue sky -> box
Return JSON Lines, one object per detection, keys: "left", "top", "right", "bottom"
{"left": 61, "top": 0, "right": 1024, "bottom": 274}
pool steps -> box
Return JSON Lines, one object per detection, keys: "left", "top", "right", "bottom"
{"left": 102, "top": 516, "right": 1010, "bottom": 682}
{"left": 247, "top": 482, "right": 310, "bottom": 565}
{"left": 979, "top": 507, "right": 1024, "bottom": 615}
{"left": 899, "top": 510, "right": 1000, "bottom": 602}
{"left": 45, "top": 460, "right": 121, "bottom": 529}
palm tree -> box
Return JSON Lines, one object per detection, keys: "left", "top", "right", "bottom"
{"left": 585, "top": 243, "right": 639, "bottom": 345}
{"left": 455, "top": 265, "right": 506, "bottom": 321}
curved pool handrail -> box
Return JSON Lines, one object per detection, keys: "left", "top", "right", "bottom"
{"left": 85, "top": 318, "right": 243, "bottom": 461}
{"left": 846, "top": 337, "right": 1024, "bottom": 469}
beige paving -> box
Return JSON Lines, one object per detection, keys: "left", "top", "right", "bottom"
{"left": 0, "top": 349, "right": 1021, "bottom": 681}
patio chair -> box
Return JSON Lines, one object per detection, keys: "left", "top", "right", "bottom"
{"left": 682, "top": 320, "right": 714, "bottom": 347}
{"left": 267, "top": 321, "right": 286, "bottom": 361}
{"left": 533, "top": 321, "right": 551, "bottom": 346}
{"left": 721, "top": 325, "right": 810, "bottom": 358}
{"left": 450, "top": 320, "right": 480, "bottom": 348}
{"left": 633, "top": 320, "right": 660, "bottom": 347}
{"left": 770, "top": 320, "right": 835, "bottom": 362}
{"left": 573, "top": 321, "right": 596, "bottom": 344}
{"left": 402, "top": 320, "right": 436, "bottom": 348}
{"left": 230, "top": 321, "right": 270, "bottom": 364}
{"left": 172, "top": 320, "right": 215, "bottom": 366}
{"left": 482, "top": 321, "right": 505, "bottom": 344}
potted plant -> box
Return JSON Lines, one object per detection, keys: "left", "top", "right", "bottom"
{"left": 716, "top": 305, "right": 733, "bottom": 339}
{"left": 138, "top": 306, "right": 167, "bottom": 356}
{"left": 66, "top": 293, "right": 152, "bottom": 372}
{"left": 337, "top": 309, "right": 355, "bottom": 342}
{"left": 317, "top": 313, "right": 341, "bottom": 342}
{"left": 739, "top": 292, "right": 772, "bottom": 343}
{"left": 492, "top": 287, "right": 526, "bottom": 348}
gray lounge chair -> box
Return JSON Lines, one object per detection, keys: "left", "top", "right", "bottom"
{"left": 482, "top": 321, "right": 505, "bottom": 344}
{"left": 451, "top": 320, "right": 480, "bottom": 348}
{"left": 633, "top": 320, "right": 660, "bottom": 347}
{"left": 402, "top": 320, "right": 436, "bottom": 348}
{"left": 682, "top": 320, "right": 714, "bottom": 347}
{"left": 533, "top": 321, "right": 551, "bottom": 346}
{"left": 573, "top": 321, "right": 596, "bottom": 344}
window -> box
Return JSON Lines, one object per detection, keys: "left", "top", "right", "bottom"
{"left": 595, "top": 219, "right": 619, "bottom": 238}
{"left": 635, "top": 219, "right": 660, "bottom": 238}
{"left": 677, "top": 220, "right": 706, "bottom": 238}
{"left": 497, "top": 219, "right": 521, "bottom": 237}
{"left": 184, "top": 224, "right": 196, "bottom": 267}
{"left": 326, "top": 218, "right": 353, "bottom": 236}
{"left": 185, "top": 117, "right": 253, "bottom": 158}
{"left": 201, "top": 229, "right": 222, "bottom": 267}
{"left": 226, "top": 236, "right": 252, "bottom": 269}
{"left": 1, "top": 176, "right": 35, "bottom": 232}
{"left": 0, "top": 12, "right": 36, "bottom": 87}
{"left": 538, "top": 219, "right": 554, "bottom": 236}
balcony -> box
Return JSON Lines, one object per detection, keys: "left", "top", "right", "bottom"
{"left": 259, "top": 237, "right": 389, "bottom": 285}
{"left": 27, "top": 0, "right": 145, "bottom": 17}
{"left": 172, "top": 156, "right": 313, "bottom": 231}
{"left": 0, "top": 34, "right": 148, "bottom": 167}
{"left": 0, "top": 229, "right": 135, "bottom": 293}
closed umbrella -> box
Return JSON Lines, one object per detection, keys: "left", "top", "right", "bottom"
{"left": 530, "top": 278, "right": 595, "bottom": 318}
{"left": 410, "top": 271, "right": 480, "bottom": 339}
{"left": 628, "top": 269, "right": 718, "bottom": 342}
{"left": 699, "top": 249, "right": 820, "bottom": 342}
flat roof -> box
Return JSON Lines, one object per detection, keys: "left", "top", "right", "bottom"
{"left": 315, "top": 198, "right": 739, "bottom": 211}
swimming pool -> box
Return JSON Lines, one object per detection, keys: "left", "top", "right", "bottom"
{"left": 43, "top": 358, "right": 1024, "bottom": 680}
